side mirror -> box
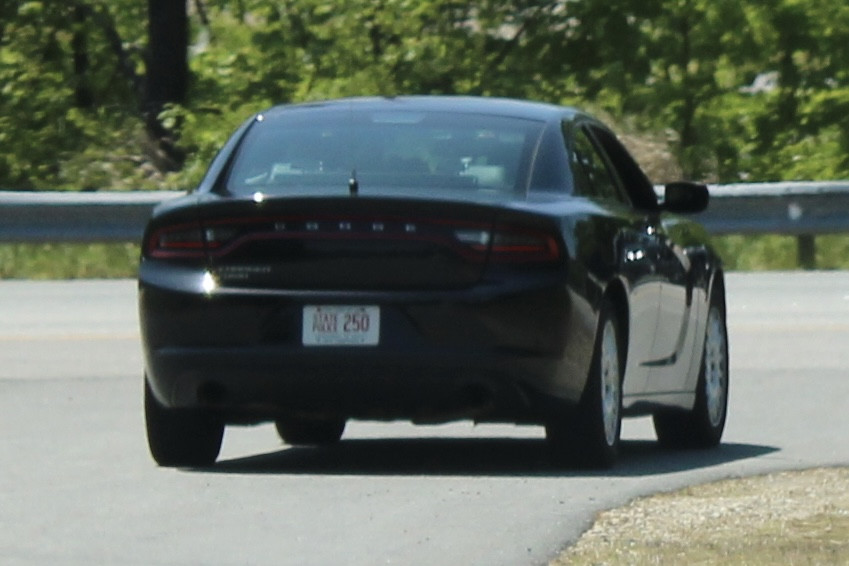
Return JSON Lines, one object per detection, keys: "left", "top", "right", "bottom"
{"left": 662, "top": 182, "right": 709, "bottom": 213}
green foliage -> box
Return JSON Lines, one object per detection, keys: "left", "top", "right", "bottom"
{"left": 1, "top": 3, "right": 79, "bottom": 188}
{"left": 0, "top": 243, "right": 139, "bottom": 279}
{"left": 709, "top": 233, "right": 849, "bottom": 271}
{"left": 711, "top": 235, "right": 801, "bottom": 271}
{"left": 813, "top": 234, "right": 849, "bottom": 270}
{"left": 1, "top": 0, "right": 849, "bottom": 189}
{"left": 0, "top": 1, "right": 156, "bottom": 189}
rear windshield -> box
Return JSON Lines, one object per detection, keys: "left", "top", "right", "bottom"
{"left": 225, "top": 109, "right": 546, "bottom": 196}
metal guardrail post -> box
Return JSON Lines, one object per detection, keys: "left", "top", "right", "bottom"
{"left": 797, "top": 234, "right": 817, "bottom": 270}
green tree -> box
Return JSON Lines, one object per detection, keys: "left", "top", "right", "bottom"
{"left": 745, "top": 0, "right": 849, "bottom": 180}
{"left": 629, "top": 0, "right": 765, "bottom": 180}
{"left": 0, "top": 1, "right": 150, "bottom": 189}
{"left": 2, "top": 0, "right": 849, "bottom": 191}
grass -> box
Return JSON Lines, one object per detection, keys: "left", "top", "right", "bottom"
{"left": 0, "top": 242, "right": 140, "bottom": 279}
{"left": 712, "top": 234, "right": 849, "bottom": 271}
{"left": 3, "top": 234, "right": 849, "bottom": 279}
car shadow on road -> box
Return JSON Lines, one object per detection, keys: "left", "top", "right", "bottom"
{"left": 200, "top": 437, "right": 778, "bottom": 478}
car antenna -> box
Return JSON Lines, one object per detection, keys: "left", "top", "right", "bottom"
{"left": 348, "top": 169, "right": 359, "bottom": 196}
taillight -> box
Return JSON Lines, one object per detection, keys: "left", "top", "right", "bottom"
{"left": 146, "top": 216, "right": 560, "bottom": 264}
{"left": 147, "top": 223, "right": 206, "bottom": 259}
{"left": 146, "top": 219, "right": 246, "bottom": 259}
{"left": 453, "top": 225, "right": 561, "bottom": 263}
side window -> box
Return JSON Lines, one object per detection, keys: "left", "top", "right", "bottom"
{"left": 586, "top": 126, "right": 659, "bottom": 211}
{"left": 570, "top": 127, "right": 625, "bottom": 203}
{"left": 529, "top": 122, "right": 571, "bottom": 193}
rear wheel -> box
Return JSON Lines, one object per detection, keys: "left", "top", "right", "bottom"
{"left": 546, "top": 300, "right": 623, "bottom": 469}
{"left": 144, "top": 379, "right": 224, "bottom": 467}
{"left": 654, "top": 287, "right": 729, "bottom": 448}
{"left": 275, "top": 417, "right": 346, "bottom": 446}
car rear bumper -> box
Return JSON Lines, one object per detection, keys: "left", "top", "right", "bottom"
{"left": 139, "top": 276, "right": 595, "bottom": 424}
{"left": 146, "top": 344, "right": 575, "bottom": 423}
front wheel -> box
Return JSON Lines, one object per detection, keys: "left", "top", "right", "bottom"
{"left": 144, "top": 379, "right": 224, "bottom": 467}
{"left": 654, "top": 287, "right": 729, "bottom": 448}
{"left": 546, "top": 300, "right": 623, "bottom": 469}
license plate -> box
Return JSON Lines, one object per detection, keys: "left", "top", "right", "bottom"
{"left": 302, "top": 305, "right": 380, "bottom": 346}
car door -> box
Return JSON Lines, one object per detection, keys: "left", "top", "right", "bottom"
{"left": 569, "top": 124, "right": 660, "bottom": 397}
{"left": 651, "top": 221, "right": 692, "bottom": 366}
{"left": 585, "top": 125, "right": 695, "bottom": 395}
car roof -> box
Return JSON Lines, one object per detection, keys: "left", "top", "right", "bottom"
{"left": 260, "top": 96, "right": 587, "bottom": 124}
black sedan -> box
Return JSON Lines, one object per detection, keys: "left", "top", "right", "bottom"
{"left": 140, "top": 96, "right": 728, "bottom": 469}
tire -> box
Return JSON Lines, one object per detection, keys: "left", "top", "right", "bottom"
{"left": 275, "top": 417, "right": 346, "bottom": 446}
{"left": 654, "top": 286, "right": 729, "bottom": 448}
{"left": 144, "top": 379, "right": 224, "bottom": 467}
{"left": 546, "top": 299, "right": 623, "bottom": 469}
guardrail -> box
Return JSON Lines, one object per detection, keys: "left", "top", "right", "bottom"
{"left": 0, "top": 190, "right": 175, "bottom": 243}
{"left": 1, "top": 181, "right": 848, "bottom": 268}
{"left": 696, "top": 181, "right": 849, "bottom": 269}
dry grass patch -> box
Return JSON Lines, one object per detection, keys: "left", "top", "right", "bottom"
{"left": 554, "top": 468, "right": 849, "bottom": 566}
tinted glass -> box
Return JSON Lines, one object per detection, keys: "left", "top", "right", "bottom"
{"left": 571, "top": 129, "right": 625, "bottom": 203}
{"left": 529, "top": 123, "right": 571, "bottom": 193}
{"left": 226, "top": 109, "right": 546, "bottom": 196}
{"left": 586, "top": 125, "right": 656, "bottom": 210}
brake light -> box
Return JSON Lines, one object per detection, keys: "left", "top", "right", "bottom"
{"left": 490, "top": 227, "right": 561, "bottom": 262}
{"left": 147, "top": 216, "right": 560, "bottom": 264}
{"left": 147, "top": 223, "right": 206, "bottom": 258}
{"left": 453, "top": 225, "right": 561, "bottom": 263}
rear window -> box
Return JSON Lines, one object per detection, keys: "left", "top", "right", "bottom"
{"left": 225, "top": 109, "right": 545, "bottom": 196}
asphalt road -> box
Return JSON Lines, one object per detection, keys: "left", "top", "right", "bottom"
{"left": 2, "top": 272, "right": 848, "bottom": 566}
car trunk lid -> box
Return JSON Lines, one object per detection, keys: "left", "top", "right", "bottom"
{"left": 196, "top": 195, "right": 503, "bottom": 291}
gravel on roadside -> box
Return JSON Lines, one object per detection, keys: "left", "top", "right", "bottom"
{"left": 552, "top": 467, "right": 849, "bottom": 565}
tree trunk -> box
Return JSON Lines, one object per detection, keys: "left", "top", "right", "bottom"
{"left": 72, "top": 5, "right": 94, "bottom": 109}
{"left": 145, "top": 0, "right": 188, "bottom": 170}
